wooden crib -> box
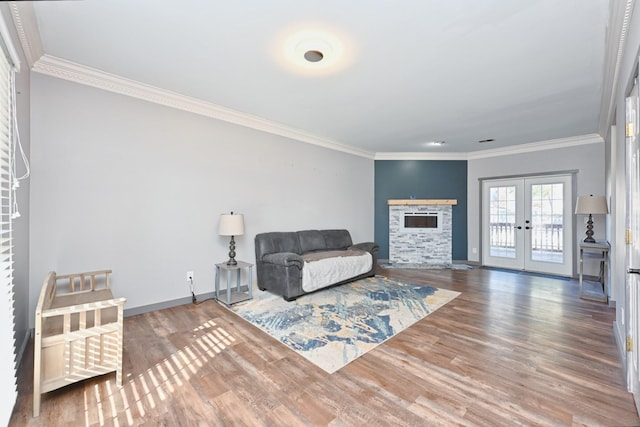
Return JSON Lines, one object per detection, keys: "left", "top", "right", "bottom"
{"left": 33, "top": 270, "right": 126, "bottom": 417}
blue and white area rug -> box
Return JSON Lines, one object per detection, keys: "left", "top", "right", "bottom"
{"left": 229, "top": 276, "right": 460, "bottom": 374}
{"left": 379, "top": 262, "right": 474, "bottom": 270}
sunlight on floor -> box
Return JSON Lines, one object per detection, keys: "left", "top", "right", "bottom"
{"left": 81, "top": 319, "right": 235, "bottom": 426}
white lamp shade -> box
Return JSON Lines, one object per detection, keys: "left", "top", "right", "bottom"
{"left": 575, "top": 195, "right": 608, "bottom": 215}
{"left": 218, "top": 213, "right": 245, "bottom": 236}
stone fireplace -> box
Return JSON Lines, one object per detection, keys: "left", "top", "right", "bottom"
{"left": 388, "top": 199, "right": 457, "bottom": 267}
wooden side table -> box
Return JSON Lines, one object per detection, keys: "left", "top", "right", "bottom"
{"left": 215, "top": 261, "right": 253, "bottom": 306}
{"left": 578, "top": 240, "right": 610, "bottom": 303}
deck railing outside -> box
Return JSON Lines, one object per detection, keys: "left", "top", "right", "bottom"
{"left": 489, "top": 222, "right": 563, "bottom": 252}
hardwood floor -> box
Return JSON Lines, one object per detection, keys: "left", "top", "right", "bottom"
{"left": 9, "top": 267, "right": 640, "bottom": 426}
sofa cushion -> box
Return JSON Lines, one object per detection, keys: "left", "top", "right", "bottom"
{"left": 301, "top": 249, "right": 372, "bottom": 293}
{"left": 321, "top": 229, "right": 353, "bottom": 250}
{"left": 301, "top": 248, "right": 367, "bottom": 263}
{"left": 298, "top": 230, "right": 326, "bottom": 253}
{"left": 255, "top": 232, "right": 301, "bottom": 257}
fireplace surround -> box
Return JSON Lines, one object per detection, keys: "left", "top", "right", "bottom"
{"left": 388, "top": 199, "right": 457, "bottom": 267}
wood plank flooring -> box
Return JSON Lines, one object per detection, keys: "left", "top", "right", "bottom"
{"left": 9, "top": 267, "right": 640, "bottom": 426}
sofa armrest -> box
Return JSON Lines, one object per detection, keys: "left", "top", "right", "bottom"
{"left": 261, "top": 252, "right": 304, "bottom": 269}
{"left": 350, "top": 242, "right": 379, "bottom": 254}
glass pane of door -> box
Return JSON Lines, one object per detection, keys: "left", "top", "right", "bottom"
{"left": 530, "top": 183, "right": 564, "bottom": 263}
{"left": 489, "top": 185, "right": 517, "bottom": 259}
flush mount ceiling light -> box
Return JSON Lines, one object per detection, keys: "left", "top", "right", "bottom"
{"left": 304, "top": 50, "right": 324, "bottom": 63}
{"left": 428, "top": 141, "right": 445, "bottom": 146}
{"left": 287, "top": 31, "right": 339, "bottom": 68}
{"left": 274, "top": 26, "right": 352, "bottom": 76}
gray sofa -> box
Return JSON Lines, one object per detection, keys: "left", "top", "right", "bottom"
{"left": 254, "top": 229, "right": 379, "bottom": 301}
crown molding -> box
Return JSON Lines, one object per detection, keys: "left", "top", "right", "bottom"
{"left": 375, "top": 134, "right": 603, "bottom": 161}
{"left": 10, "top": 3, "right": 609, "bottom": 163}
{"left": 0, "top": 4, "right": 21, "bottom": 70}
{"left": 466, "top": 133, "right": 603, "bottom": 160}
{"left": 8, "top": 3, "right": 374, "bottom": 158}
{"left": 31, "top": 54, "right": 375, "bottom": 159}
{"left": 374, "top": 151, "right": 469, "bottom": 161}
{"left": 8, "top": 1, "right": 43, "bottom": 69}
{"left": 598, "top": 0, "right": 635, "bottom": 136}
{"left": 27, "top": 54, "right": 608, "bottom": 163}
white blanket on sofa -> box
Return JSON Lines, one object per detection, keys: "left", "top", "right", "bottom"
{"left": 301, "top": 249, "right": 373, "bottom": 293}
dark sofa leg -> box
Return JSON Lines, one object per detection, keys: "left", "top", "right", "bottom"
{"left": 284, "top": 295, "right": 297, "bottom": 302}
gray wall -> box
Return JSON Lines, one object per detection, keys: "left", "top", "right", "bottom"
{"left": 29, "top": 74, "right": 374, "bottom": 321}
{"left": 467, "top": 141, "right": 606, "bottom": 272}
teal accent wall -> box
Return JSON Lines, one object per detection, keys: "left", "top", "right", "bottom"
{"left": 375, "top": 160, "right": 468, "bottom": 261}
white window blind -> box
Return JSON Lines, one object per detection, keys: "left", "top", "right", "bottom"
{"left": 0, "top": 16, "right": 18, "bottom": 425}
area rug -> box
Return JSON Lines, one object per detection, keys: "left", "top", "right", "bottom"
{"left": 379, "top": 262, "right": 474, "bottom": 270}
{"left": 228, "top": 275, "right": 460, "bottom": 374}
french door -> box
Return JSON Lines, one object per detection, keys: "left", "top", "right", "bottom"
{"left": 482, "top": 175, "right": 573, "bottom": 276}
{"left": 625, "top": 76, "right": 640, "bottom": 413}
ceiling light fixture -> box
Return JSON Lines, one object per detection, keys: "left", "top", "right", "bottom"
{"left": 429, "top": 141, "right": 445, "bottom": 146}
{"left": 304, "top": 50, "right": 324, "bottom": 62}
{"left": 290, "top": 35, "right": 334, "bottom": 67}
{"left": 275, "top": 26, "right": 352, "bottom": 76}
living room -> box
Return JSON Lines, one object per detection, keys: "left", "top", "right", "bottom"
{"left": 3, "top": 0, "right": 640, "bottom": 425}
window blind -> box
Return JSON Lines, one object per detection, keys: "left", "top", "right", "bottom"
{"left": 0, "top": 23, "right": 16, "bottom": 425}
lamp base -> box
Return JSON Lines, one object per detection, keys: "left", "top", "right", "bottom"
{"left": 227, "top": 235, "right": 238, "bottom": 266}
{"left": 583, "top": 214, "right": 596, "bottom": 244}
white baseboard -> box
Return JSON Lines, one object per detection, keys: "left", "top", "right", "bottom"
{"left": 613, "top": 320, "right": 629, "bottom": 391}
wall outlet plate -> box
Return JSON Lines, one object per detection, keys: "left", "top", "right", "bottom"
{"left": 186, "top": 271, "right": 194, "bottom": 282}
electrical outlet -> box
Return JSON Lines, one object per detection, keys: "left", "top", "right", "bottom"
{"left": 186, "top": 271, "right": 194, "bottom": 282}
{"left": 472, "top": 247, "right": 478, "bottom": 254}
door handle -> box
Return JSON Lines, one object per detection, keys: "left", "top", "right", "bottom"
{"left": 628, "top": 268, "right": 640, "bottom": 275}
{"left": 514, "top": 226, "right": 522, "bottom": 230}
{"left": 525, "top": 226, "right": 532, "bottom": 230}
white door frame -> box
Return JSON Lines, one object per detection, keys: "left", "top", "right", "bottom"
{"left": 625, "top": 75, "right": 640, "bottom": 413}
{"left": 481, "top": 174, "right": 574, "bottom": 276}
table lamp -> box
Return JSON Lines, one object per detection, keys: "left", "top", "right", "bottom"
{"left": 219, "top": 211, "right": 244, "bottom": 265}
{"left": 575, "top": 195, "right": 608, "bottom": 243}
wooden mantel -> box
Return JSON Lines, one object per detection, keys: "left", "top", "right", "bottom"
{"left": 387, "top": 199, "right": 457, "bottom": 206}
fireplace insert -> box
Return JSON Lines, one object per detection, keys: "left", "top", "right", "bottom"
{"left": 401, "top": 211, "right": 442, "bottom": 233}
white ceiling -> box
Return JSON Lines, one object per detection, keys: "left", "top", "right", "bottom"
{"left": 16, "top": 0, "right": 612, "bottom": 156}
